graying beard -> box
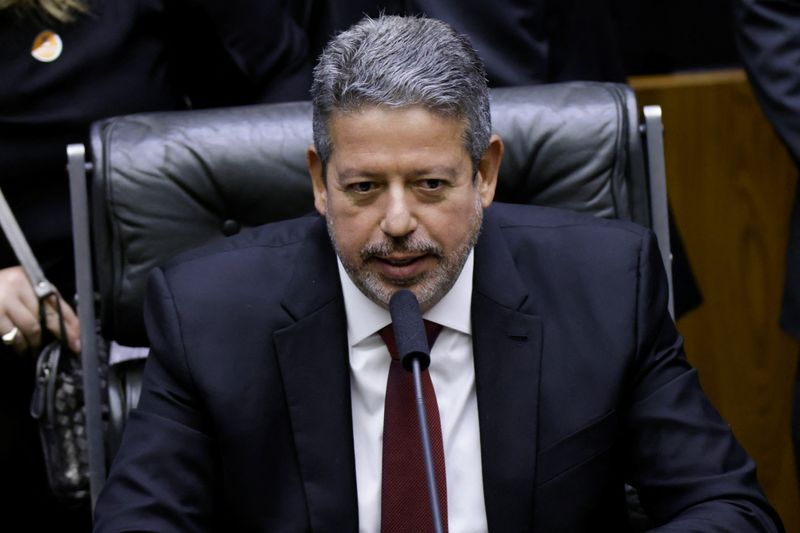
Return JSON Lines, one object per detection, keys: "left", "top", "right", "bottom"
{"left": 325, "top": 198, "right": 482, "bottom": 310}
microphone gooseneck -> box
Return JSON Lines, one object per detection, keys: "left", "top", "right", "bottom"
{"left": 387, "top": 290, "right": 444, "bottom": 533}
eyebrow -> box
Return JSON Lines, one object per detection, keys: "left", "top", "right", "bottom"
{"left": 335, "top": 166, "right": 459, "bottom": 182}
{"left": 411, "top": 167, "right": 459, "bottom": 179}
{"left": 336, "top": 169, "right": 383, "bottom": 182}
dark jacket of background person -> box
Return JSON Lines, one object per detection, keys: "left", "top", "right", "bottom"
{"left": 733, "top": 0, "right": 800, "bottom": 339}
{"left": 0, "top": 0, "right": 310, "bottom": 530}
{"left": 293, "top": 0, "right": 625, "bottom": 87}
{"left": 170, "top": 0, "right": 312, "bottom": 108}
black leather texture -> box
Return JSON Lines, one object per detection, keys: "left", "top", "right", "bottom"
{"left": 88, "top": 82, "right": 649, "bottom": 347}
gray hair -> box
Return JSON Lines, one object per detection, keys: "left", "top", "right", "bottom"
{"left": 311, "top": 15, "right": 491, "bottom": 170}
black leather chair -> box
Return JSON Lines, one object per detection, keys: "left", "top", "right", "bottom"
{"left": 67, "top": 81, "right": 669, "bottom": 505}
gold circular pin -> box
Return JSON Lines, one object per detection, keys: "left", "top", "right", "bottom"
{"left": 31, "top": 30, "right": 63, "bottom": 63}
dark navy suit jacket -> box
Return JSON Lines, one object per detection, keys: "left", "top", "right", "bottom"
{"left": 94, "top": 203, "right": 781, "bottom": 532}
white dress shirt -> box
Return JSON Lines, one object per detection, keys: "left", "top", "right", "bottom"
{"left": 338, "top": 251, "right": 488, "bottom": 533}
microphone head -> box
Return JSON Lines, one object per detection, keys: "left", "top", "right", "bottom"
{"left": 388, "top": 290, "right": 431, "bottom": 371}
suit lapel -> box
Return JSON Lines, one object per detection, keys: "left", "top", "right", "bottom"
{"left": 273, "top": 217, "right": 358, "bottom": 532}
{"left": 472, "top": 208, "right": 543, "bottom": 531}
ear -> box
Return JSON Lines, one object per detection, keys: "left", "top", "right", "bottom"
{"left": 307, "top": 145, "right": 327, "bottom": 216}
{"left": 476, "top": 134, "right": 503, "bottom": 208}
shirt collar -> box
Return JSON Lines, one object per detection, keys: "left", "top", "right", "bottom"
{"left": 337, "top": 249, "right": 474, "bottom": 345}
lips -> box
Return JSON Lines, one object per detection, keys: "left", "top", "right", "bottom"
{"left": 381, "top": 255, "right": 422, "bottom": 266}
{"left": 372, "top": 254, "right": 431, "bottom": 281}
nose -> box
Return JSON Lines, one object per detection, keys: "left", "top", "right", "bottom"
{"left": 379, "top": 185, "right": 417, "bottom": 238}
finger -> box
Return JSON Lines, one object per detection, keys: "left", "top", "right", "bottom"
{"left": 40, "top": 295, "right": 66, "bottom": 339}
{"left": 0, "top": 267, "right": 39, "bottom": 353}
{"left": 0, "top": 316, "right": 28, "bottom": 354}
{"left": 10, "top": 327, "right": 29, "bottom": 354}
{"left": 46, "top": 295, "right": 81, "bottom": 353}
{"left": 14, "top": 275, "right": 40, "bottom": 315}
{"left": 5, "top": 297, "right": 41, "bottom": 351}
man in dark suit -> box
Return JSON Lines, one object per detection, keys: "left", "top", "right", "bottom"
{"left": 94, "top": 15, "right": 781, "bottom": 532}
{"left": 734, "top": 0, "right": 800, "bottom": 486}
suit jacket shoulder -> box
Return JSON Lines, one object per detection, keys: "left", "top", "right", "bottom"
{"left": 481, "top": 202, "right": 659, "bottom": 317}
{"left": 474, "top": 203, "right": 781, "bottom": 531}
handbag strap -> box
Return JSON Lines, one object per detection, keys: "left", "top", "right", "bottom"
{"left": 0, "top": 187, "right": 55, "bottom": 299}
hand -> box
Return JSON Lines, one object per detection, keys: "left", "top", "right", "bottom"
{"left": 0, "top": 266, "right": 80, "bottom": 354}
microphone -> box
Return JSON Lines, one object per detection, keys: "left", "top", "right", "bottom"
{"left": 388, "top": 289, "right": 431, "bottom": 371}
{"left": 388, "top": 290, "right": 444, "bottom": 533}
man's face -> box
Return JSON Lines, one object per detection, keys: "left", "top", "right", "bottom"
{"left": 308, "top": 106, "right": 502, "bottom": 311}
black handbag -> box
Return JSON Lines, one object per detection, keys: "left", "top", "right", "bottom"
{"left": 28, "top": 294, "right": 108, "bottom": 501}
{"left": 30, "top": 330, "right": 89, "bottom": 500}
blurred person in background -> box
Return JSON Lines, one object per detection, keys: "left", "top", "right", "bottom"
{"left": 0, "top": 0, "right": 310, "bottom": 529}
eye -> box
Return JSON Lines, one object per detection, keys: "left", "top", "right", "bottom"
{"left": 418, "top": 179, "right": 444, "bottom": 190}
{"left": 347, "top": 181, "right": 377, "bottom": 194}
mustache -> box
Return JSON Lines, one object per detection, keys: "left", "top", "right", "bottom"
{"left": 360, "top": 237, "right": 443, "bottom": 261}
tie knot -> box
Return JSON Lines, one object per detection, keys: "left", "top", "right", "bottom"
{"left": 379, "top": 320, "right": 443, "bottom": 361}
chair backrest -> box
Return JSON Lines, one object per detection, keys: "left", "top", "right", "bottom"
{"left": 84, "top": 82, "right": 656, "bottom": 348}
{"left": 68, "top": 81, "right": 668, "bottom": 502}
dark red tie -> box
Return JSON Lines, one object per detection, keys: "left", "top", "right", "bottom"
{"left": 379, "top": 320, "right": 447, "bottom": 533}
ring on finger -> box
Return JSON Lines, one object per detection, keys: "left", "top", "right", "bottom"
{"left": 2, "top": 326, "right": 19, "bottom": 346}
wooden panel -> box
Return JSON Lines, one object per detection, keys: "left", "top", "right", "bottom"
{"left": 631, "top": 69, "right": 800, "bottom": 531}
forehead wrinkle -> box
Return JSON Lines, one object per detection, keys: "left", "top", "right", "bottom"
{"left": 326, "top": 106, "right": 472, "bottom": 184}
